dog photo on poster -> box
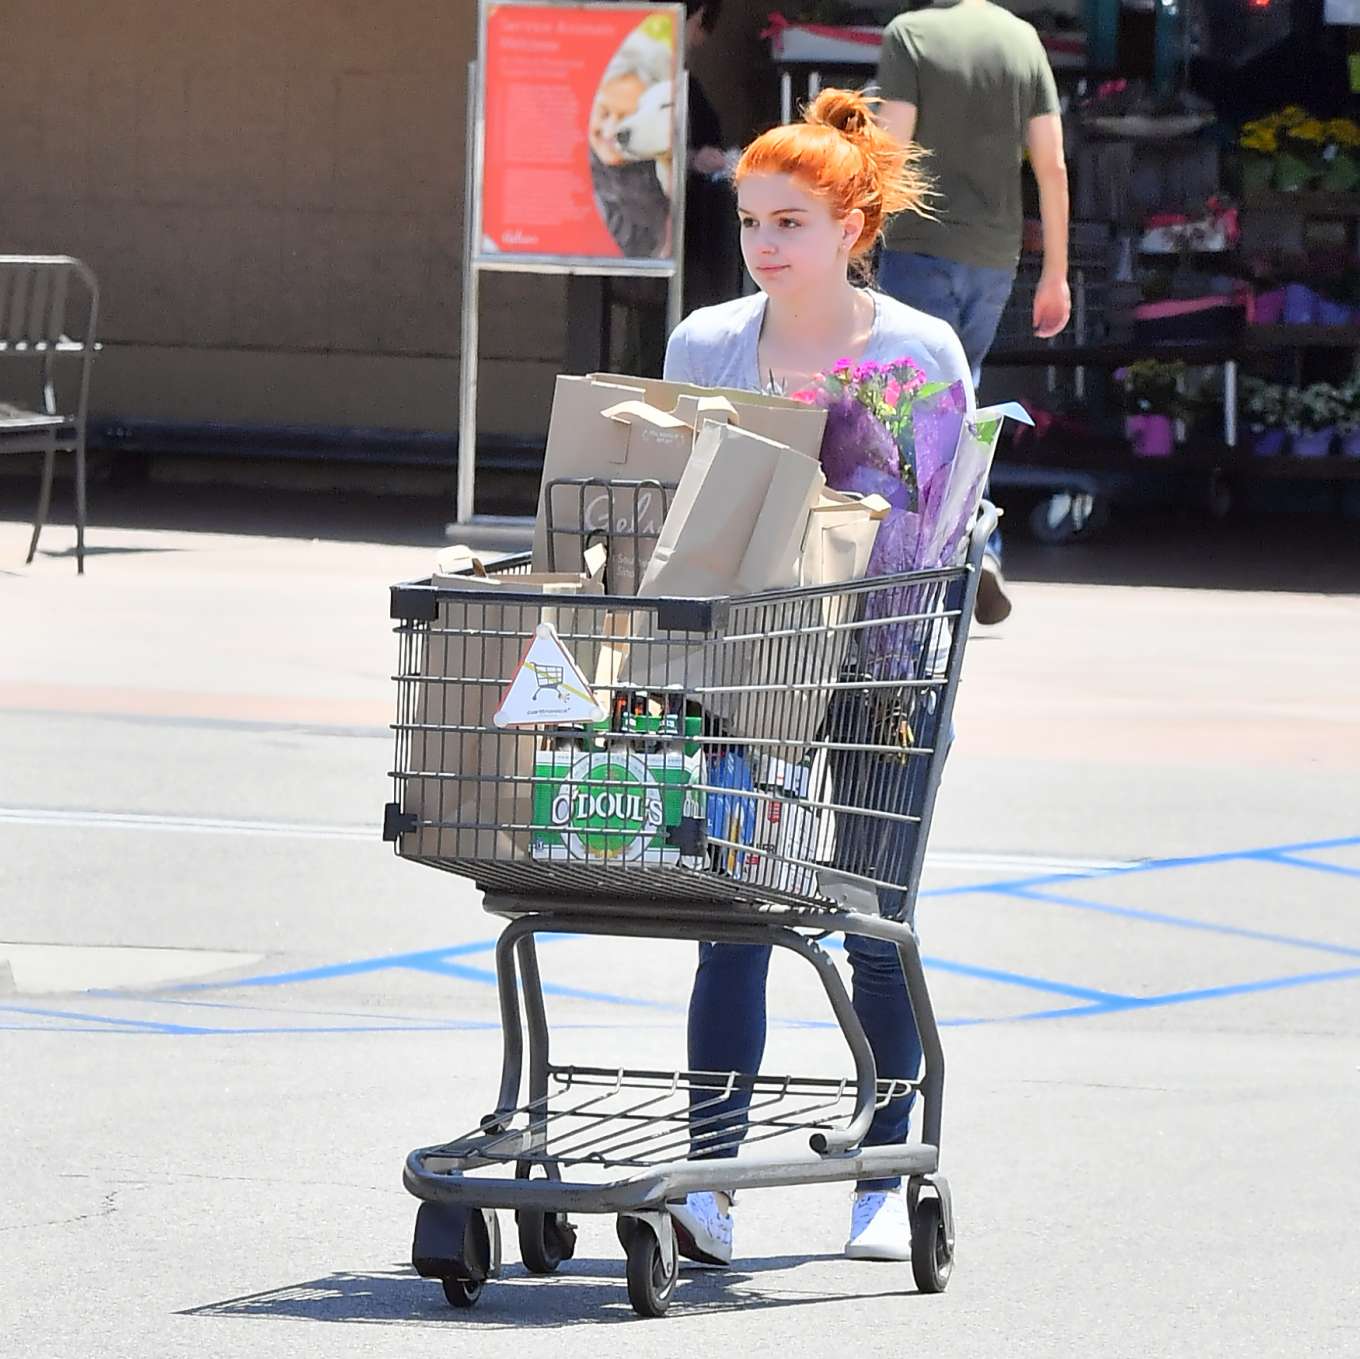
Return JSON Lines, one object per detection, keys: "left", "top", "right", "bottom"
{"left": 481, "top": 4, "right": 681, "bottom": 261}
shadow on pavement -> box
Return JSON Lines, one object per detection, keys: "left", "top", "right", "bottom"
{"left": 180, "top": 1256, "right": 920, "bottom": 1328}
{"left": 5, "top": 471, "right": 1355, "bottom": 594}
{"left": 1002, "top": 507, "right": 1360, "bottom": 596}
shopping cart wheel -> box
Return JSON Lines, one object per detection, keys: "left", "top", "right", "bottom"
{"left": 440, "top": 1275, "right": 483, "bottom": 1308}
{"left": 412, "top": 1202, "right": 501, "bottom": 1309}
{"left": 619, "top": 1214, "right": 678, "bottom": 1318}
{"left": 517, "top": 1208, "right": 577, "bottom": 1274}
{"left": 910, "top": 1197, "right": 953, "bottom": 1294}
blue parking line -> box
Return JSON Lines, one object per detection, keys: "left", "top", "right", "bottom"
{"left": 0, "top": 1004, "right": 209, "bottom": 1035}
{"left": 820, "top": 936, "right": 1128, "bottom": 1003}
{"left": 420, "top": 957, "right": 684, "bottom": 1011}
{"left": 170, "top": 940, "right": 500, "bottom": 990}
{"left": 922, "top": 833, "right": 1360, "bottom": 899}
{"left": 921, "top": 956, "right": 1127, "bottom": 1002}
{"left": 1123, "top": 964, "right": 1360, "bottom": 1009}
{"left": 997, "top": 885, "right": 1360, "bottom": 961}
{"left": 1262, "top": 853, "right": 1360, "bottom": 880}
{"left": 937, "top": 962, "right": 1360, "bottom": 1025}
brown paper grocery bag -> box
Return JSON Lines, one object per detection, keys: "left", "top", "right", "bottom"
{"left": 533, "top": 373, "right": 826, "bottom": 594}
{"left": 800, "top": 489, "right": 891, "bottom": 590}
{"left": 591, "top": 372, "right": 827, "bottom": 458}
{"left": 637, "top": 421, "right": 825, "bottom": 599}
{"left": 399, "top": 553, "right": 605, "bottom": 864}
{"left": 623, "top": 423, "right": 836, "bottom": 752}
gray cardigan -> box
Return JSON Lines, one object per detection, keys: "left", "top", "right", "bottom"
{"left": 662, "top": 290, "right": 974, "bottom": 402}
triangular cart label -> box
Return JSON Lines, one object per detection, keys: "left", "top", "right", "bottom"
{"left": 494, "top": 622, "right": 607, "bottom": 728}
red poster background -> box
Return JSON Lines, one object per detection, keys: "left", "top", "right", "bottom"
{"left": 480, "top": 4, "right": 678, "bottom": 260}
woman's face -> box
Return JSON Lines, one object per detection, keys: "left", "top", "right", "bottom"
{"left": 736, "top": 172, "right": 863, "bottom": 295}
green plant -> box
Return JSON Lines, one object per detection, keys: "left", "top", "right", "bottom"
{"left": 1240, "top": 377, "right": 1287, "bottom": 430}
{"left": 1284, "top": 382, "right": 1345, "bottom": 433}
{"left": 1336, "top": 380, "right": 1360, "bottom": 435}
{"left": 1118, "top": 360, "right": 1190, "bottom": 417}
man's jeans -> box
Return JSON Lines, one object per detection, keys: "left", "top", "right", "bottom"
{"left": 879, "top": 249, "right": 1016, "bottom": 560}
{"left": 878, "top": 250, "right": 1016, "bottom": 387}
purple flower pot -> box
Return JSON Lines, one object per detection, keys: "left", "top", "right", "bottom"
{"left": 1125, "top": 414, "right": 1175, "bottom": 458}
{"left": 1252, "top": 288, "right": 1286, "bottom": 325}
{"left": 1291, "top": 427, "right": 1335, "bottom": 459}
{"left": 1317, "top": 297, "right": 1354, "bottom": 327}
{"left": 1283, "top": 284, "right": 1318, "bottom": 326}
{"left": 1250, "top": 427, "right": 1288, "bottom": 457}
{"left": 1341, "top": 430, "right": 1360, "bottom": 459}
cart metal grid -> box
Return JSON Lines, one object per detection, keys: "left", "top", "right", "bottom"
{"left": 385, "top": 504, "right": 996, "bottom": 1317}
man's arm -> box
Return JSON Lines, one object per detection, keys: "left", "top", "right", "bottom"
{"left": 878, "top": 98, "right": 918, "bottom": 149}
{"left": 1025, "top": 111, "right": 1070, "bottom": 338}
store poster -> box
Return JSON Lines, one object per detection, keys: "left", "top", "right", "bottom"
{"left": 480, "top": 4, "right": 681, "bottom": 261}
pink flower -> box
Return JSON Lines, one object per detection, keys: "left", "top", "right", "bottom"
{"left": 883, "top": 378, "right": 903, "bottom": 407}
{"left": 833, "top": 357, "right": 853, "bottom": 373}
{"left": 788, "top": 388, "right": 818, "bottom": 403}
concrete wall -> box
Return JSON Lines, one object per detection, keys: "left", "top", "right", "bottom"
{"left": 0, "top": 0, "right": 567, "bottom": 434}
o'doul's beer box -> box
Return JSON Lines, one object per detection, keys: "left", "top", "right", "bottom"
{"left": 531, "top": 746, "right": 704, "bottom": 867}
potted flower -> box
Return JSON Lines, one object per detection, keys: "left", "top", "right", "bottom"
{"left": 1319, "top": 117, "right": 1360, "bottom": 194}
{"left": 1240, "top": 377, "right": 1288, "bottom": 457}
{"left": 1285, "top": 382, "right": 1343, "bottom": 458}
{"left": 1118, "top": 360, "right": 1187, "bottom": 457}
{"left": 1238, "top": 115, "right": 1280, "bottom": 195}
{"left": 1276, "top": 108, "right": 1327, "bottom": 192}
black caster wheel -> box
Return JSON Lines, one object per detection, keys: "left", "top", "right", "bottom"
{"left": 441, "top": 1275, "right": 483, "bottom": 1308}
{"left": 517, "top": 1208, "right": 577, "bottom": 1275}
{"left": 413, "top": 1202, "right": 500, "bottom": 1308}
{"left": 623, "top": 1222, "right": 677, "bottom": 1318}
{"left": 910, "top": 1196, "right": 954, "bottom": 1294}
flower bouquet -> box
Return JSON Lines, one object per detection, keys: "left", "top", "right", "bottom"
{"left": 790, "top": 357, "right": 1026, "bottom": 670}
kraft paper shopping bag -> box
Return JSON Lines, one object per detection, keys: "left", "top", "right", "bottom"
{"left": 399, "top": 548, "right": 605, "bottom": 864}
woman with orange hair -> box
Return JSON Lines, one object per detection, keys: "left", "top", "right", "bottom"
{"left": 664, "top": 88, "right": 970, "bottom": 1269}
{"left": 664, "top": 87, "right": 969, "bottom": 397}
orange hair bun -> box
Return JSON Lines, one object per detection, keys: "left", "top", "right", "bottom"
{"left": 736, "top": 87, "right": 932, "bottom": 258}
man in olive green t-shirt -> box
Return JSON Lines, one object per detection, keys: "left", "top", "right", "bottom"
{"left": 877, "top": 0, "right": 1070, "bottom": 623}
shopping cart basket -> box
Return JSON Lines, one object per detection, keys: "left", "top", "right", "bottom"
{"left": 383, "top": 501, "right": 997, "bottom": 1317}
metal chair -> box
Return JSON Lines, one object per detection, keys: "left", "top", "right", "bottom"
{"left": 0, "top": 256, "right": 99, "bottom": 573}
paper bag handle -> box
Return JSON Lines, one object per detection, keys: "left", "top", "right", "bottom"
{"left": 671, "top": 393, "right": 741, "bottom": 431}
{"left": 814, "top": 489, "right": 894, "bottom": 521}
{"left": 601, "top": 399, "right": 692, "bottom": 431}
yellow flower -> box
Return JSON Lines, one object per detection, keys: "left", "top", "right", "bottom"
{"left": 1288, "top": 117, "right": 1327, "bottom": 144}
{"left": 1278, "top": 105, "right": 1309, "bottom": 129}
{"left": 1241, "top": 127, "right": 1278, "bottom": 153}
{"left": 1326, "top": 118, "right": 1360, "bottom": 148}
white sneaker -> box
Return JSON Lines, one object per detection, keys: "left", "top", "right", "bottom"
{"left": 668, "top": 1191, "right": 733, "bottom": 1266}
{"left": 844, "top": 1190, "right": 913, "bottom": 1261}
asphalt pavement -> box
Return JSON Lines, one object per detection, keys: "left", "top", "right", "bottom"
{"left": 2, "top": 499, "right": 1358, "bottom": 1358}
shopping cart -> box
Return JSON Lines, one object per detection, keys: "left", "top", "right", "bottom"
{"left": 383, "top": 500, "right": 996, "bottom": 1318}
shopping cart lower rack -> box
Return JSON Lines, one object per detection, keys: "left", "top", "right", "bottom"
{"left": 383, "top": 504, "right": 997, "bottom": 1317}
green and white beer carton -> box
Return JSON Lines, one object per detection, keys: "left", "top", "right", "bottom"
{"left": 531, "top": 740, "right": 704, "bottom": 867}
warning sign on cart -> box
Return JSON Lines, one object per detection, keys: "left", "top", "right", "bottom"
{"left": 494, "top": 622, "right": 607, "bottom": 728}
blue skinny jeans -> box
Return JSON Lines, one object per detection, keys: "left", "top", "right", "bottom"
{"left": 687, "top": 693, "right": 938, "bottom": 1192}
